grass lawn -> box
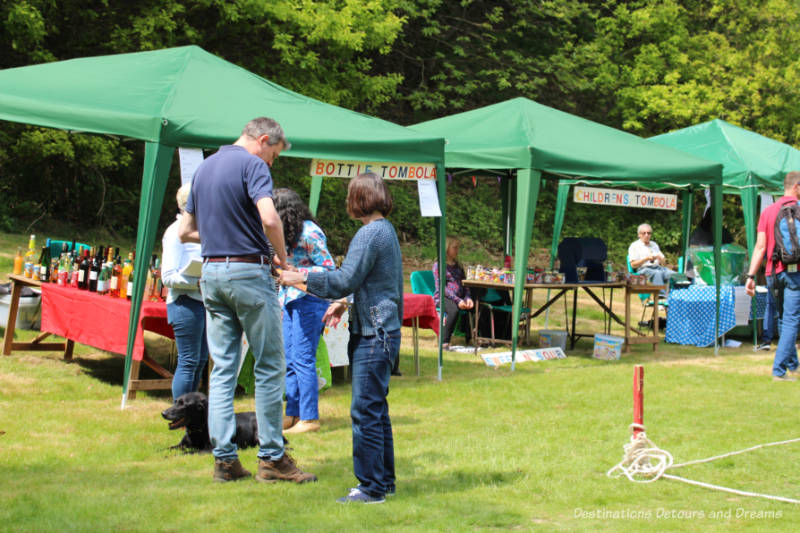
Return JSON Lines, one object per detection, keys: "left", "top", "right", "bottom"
{"left": 2, "top": 231, "right": 800, "bottom": 531}
{"left": 2, "top": 319, "right": 800, "bottom": 531}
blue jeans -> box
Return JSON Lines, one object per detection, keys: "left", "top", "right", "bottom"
{"left": 200, "top": 261, "right": 285, "bottom": 460}
{"left": 167, "top": 295, "right": 208, "bottom": 401}
{"left": 639, "top": 265, "right": 675, "bottom": 287}
{"left": 773, "top": 271, "right": 800, "bottom": 377}
{"left": 349, "top": 329, "right": 401, "bottom": 497}
{"left": 763, "top": 275, "right": 777, "bottom": 344}
{"left": 283, "top": 295, "right": 328, "bottom": 420}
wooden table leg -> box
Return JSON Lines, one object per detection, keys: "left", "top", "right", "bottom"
{"left": 413, "top": 316, "right": 420, "bottom": 376}
{"left": 2, "top": 280, "right": 22, "bottom": 355}
{"left": 64, "top": 339, "right": 75, "bottom": 361}
{"left": 624, "top": 288, "right": 631, "bottom": 353}
{"left": 652, "top": 289, "right": 659, "bottom": 352}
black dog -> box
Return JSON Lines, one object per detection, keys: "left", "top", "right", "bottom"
{"left": 162, "top": 392, "right": 259, "bottom": 453}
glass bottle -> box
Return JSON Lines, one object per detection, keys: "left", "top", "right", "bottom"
{"left": 79, "top": 248, "right": 92, "bottom": 289}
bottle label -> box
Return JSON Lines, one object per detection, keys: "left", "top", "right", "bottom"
{"left": 78, "top": 270, "right": 85, "bottom": 283}
{"left": 40, "top": 266, "right": 47, "bottom": 277}
{"left": 127, "top": 281, "right": 133, "bottom": 294}
{"left": 110, "top": 277, "right": 118, "bottom": 290}
{"left": 97, "top": 280, "right": 106, "bottom": 293}
{"left": 90, "top": 271, "right": 98, "bottom": 281}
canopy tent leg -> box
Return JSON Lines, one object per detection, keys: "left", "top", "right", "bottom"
{"left": 680, "top": 189, "right": 694, "bottom": 274}
{"left": 122, "top": 141, "right": 175, "bottom": 408}
{"left": 511, "top": 169, "right": 542, "bottom": 369}
{"left": 436, "top": 162, "right": 447, "bottom": 381}
{"left": 712, "top": 184, "right": 723, "bottom": 356}
{"left": 740, "top": 188, "right": 759, "bottom": 350}
{"left": 309, "top": 175, "right": 323, "bottom": 218}
{"left": 545, "top": 181, "right": 571, "bottom": 329}
{"left": 501, "top": 172, "right": 515, "bottom": 257}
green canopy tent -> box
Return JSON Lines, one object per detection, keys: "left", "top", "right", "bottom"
{"left": 650, "top": 119, "right": 800, "bottom": 255}
{"left": 412, "top": 97, "right": 723, "bottom": 366}
{"left": 0, "top": 46, "right": 447, "bottom": 405}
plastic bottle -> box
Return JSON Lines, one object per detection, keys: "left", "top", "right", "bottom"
{"left": 13, "top": 247, "right": 23, "bottom": 275}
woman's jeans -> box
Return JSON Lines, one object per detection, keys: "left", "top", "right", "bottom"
{"left": 167, "top": 295, "right": 208, "bottom": 401}
{"left": 283, "top": 295, "right": 328, "bottom": 420}
{"left": 348, "top": 329, "right": 401, "bottom": 497}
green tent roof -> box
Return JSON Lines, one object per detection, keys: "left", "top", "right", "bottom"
{"left": 0, "top": 45, "right": 443, "bottom": 163}
{"left": 411, "top": 97, "right": 721, "bottom": 184}
{"left": 649, "top": 119, "right": 800, "bottom": 192}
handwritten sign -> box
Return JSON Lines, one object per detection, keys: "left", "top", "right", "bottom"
{"left": 573, "top": 186, "right": 677, "bottom": 211}
{"left": 310, "top": 159, "right": 436, "bottom": 180}
{"left": 178, "top": 147, "right": 204, "bottom": 185}
{"left": 417, "top": 179, "right": 442, "bottom": 217}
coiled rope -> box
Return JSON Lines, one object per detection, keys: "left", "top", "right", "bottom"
{"left": 607, "top": 424, "right": 800, "bottom": 504}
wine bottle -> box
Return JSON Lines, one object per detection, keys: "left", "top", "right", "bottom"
{"left": 120, "top": 253, "right": 134, "bottom": 299}
{"left": 110, "top": 254, "right": 121, "bottom": 297}
{"left": 89, "top": 246, "right": 103, "bottom": 292}
{"left": 79, "top": 248, "right": 91, "bottom": 289}
{"left": 126, "top": 265, "right": 134, "bottom": 301}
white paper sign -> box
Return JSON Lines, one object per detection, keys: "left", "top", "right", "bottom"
{"left": 417, "top": 179, "right": 442, "bottom": 217}
{"left": 178, "top": 147, "right": 205, "bottom": 185}
{"left": 179, "top": 259, "right": 203, "bottom": 278}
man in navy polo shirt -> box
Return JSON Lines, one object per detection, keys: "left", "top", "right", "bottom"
{"left": 180, "top": 117, "right": 316, "bottom": 484}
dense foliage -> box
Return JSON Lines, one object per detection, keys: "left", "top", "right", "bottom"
{"left": 1, "top": 0, "right": 798, "bottom": 263}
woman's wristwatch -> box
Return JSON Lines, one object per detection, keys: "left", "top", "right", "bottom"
{"left": 746, "top": 274, "right": 755, "bottom": 280}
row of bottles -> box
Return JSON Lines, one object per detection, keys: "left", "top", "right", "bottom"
{"left": 13, "top": 235, "right": 163, "bottom": 301}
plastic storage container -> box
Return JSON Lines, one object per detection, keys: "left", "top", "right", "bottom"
{"left": 0, "top": 291, "right": 42, "bottom": 330}
{"left": 593, "top": 333, "right": 623, "bottom": 361}
{"left": 538, "top": 329, "right": 568, "bottom": 351}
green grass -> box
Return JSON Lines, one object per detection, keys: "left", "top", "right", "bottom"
{"left": 2, "top": 324, "right": 800, "bottom": 531}
{"left": 3, "top": 229, "right": 800, "bottom": 531}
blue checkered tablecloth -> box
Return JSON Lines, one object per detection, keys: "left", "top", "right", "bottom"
{"left": 665, "top": 286, "right": 736, "bottom": 347}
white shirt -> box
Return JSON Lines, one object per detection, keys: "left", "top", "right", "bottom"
{"left": 161, "top": 214, "right": 203, "bottom": 304}
{"left": 628, "top": 239, "right": 663, "bottom": 270}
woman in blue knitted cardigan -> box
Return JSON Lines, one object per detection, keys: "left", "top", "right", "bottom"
{"left": 279, "top": 172, "right": 402, "bottom": 504}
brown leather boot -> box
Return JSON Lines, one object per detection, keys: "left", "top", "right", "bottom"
{"left": 255, "top": 454, "right": 317, "bottom": 483}
{"left": 213, "top": 458, "right": 252, "bottom": 482}
{"left": 283, "top": 419, "right": 320, "bottom": 434}
{"left": 282, "top": 415, "right": 298, "bottom": 430}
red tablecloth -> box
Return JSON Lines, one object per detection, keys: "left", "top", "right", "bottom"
{"left": 402, "top": 293, "right": 440, "bottom": 335}
{"left": 40, "top": 284, "right": 173, "bottom": 361}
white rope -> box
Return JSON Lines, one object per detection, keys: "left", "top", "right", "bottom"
{"left": 607, "top": 424, "right": 800, "bottom": 503}
{"left": 607, "top": 424, "right": 673, "bottom": 483}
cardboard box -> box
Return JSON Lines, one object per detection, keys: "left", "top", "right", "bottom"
{"left": 593, "top": 333, "right": 624, "bottom": 361}
{"left": 0, "top": 291, "right": 42, "bottom": 330}
{"left": 538, "top": 329, "right": 567, "bottom": 351}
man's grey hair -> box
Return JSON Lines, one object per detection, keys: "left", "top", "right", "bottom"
{"left": 637, "top": 223, "right": 652, "bottom": 234}
{"left": 241, "top": 117, "right": 291, "bottom": 150}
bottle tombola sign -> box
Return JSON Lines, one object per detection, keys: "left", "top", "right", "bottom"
{"left": 573, "top": 186, "right": 678, "bottom": 211}
{"left": 310, "top": 159, "right": 437, "bottom": 180}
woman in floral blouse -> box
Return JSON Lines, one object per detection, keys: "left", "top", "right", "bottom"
{"left": 274, "top": 188, "right": 336, "bottom": 434}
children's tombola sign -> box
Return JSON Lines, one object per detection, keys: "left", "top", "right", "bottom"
{"left": 310, "top": 159, "right": 437, "bottom": 180}
{"left": 573, "top": 186, "right": 677, "bottom": 211}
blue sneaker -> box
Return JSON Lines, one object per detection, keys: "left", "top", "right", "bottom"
{"left": 386, "top": 485, "right": 396, "bottom": 497}
{"left": 336, "top": 487, "right": 385, "bottom": 504}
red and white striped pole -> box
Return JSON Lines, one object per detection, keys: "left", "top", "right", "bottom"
{"left": 633, "top": 365, "right": 644, "bottom": 437}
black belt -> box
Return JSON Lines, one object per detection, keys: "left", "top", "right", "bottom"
{"left": 205, "top": 255, "right": 270, "bottom": 264}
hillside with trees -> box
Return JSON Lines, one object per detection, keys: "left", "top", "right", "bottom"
{"left": 2, "top": 0, "right": 799, "bottom": 264}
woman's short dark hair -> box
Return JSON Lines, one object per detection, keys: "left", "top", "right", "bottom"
{"left": 347, "top": 172, "right": 393, "bottom": 218}
{"left": 273, "top": 188, "right": 316, "bottom": 249}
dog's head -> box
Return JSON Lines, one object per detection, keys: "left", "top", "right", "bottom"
{"left": 161, "top": 392, "right": 208, "bottom": 431}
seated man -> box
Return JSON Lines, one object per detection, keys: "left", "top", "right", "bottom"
{"left": 628, "top": 223, "right": 675, "bottom": 287}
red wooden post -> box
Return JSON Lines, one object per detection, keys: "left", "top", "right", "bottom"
{"left": 633, "top": 365, "right": 644, "bottom": 437}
